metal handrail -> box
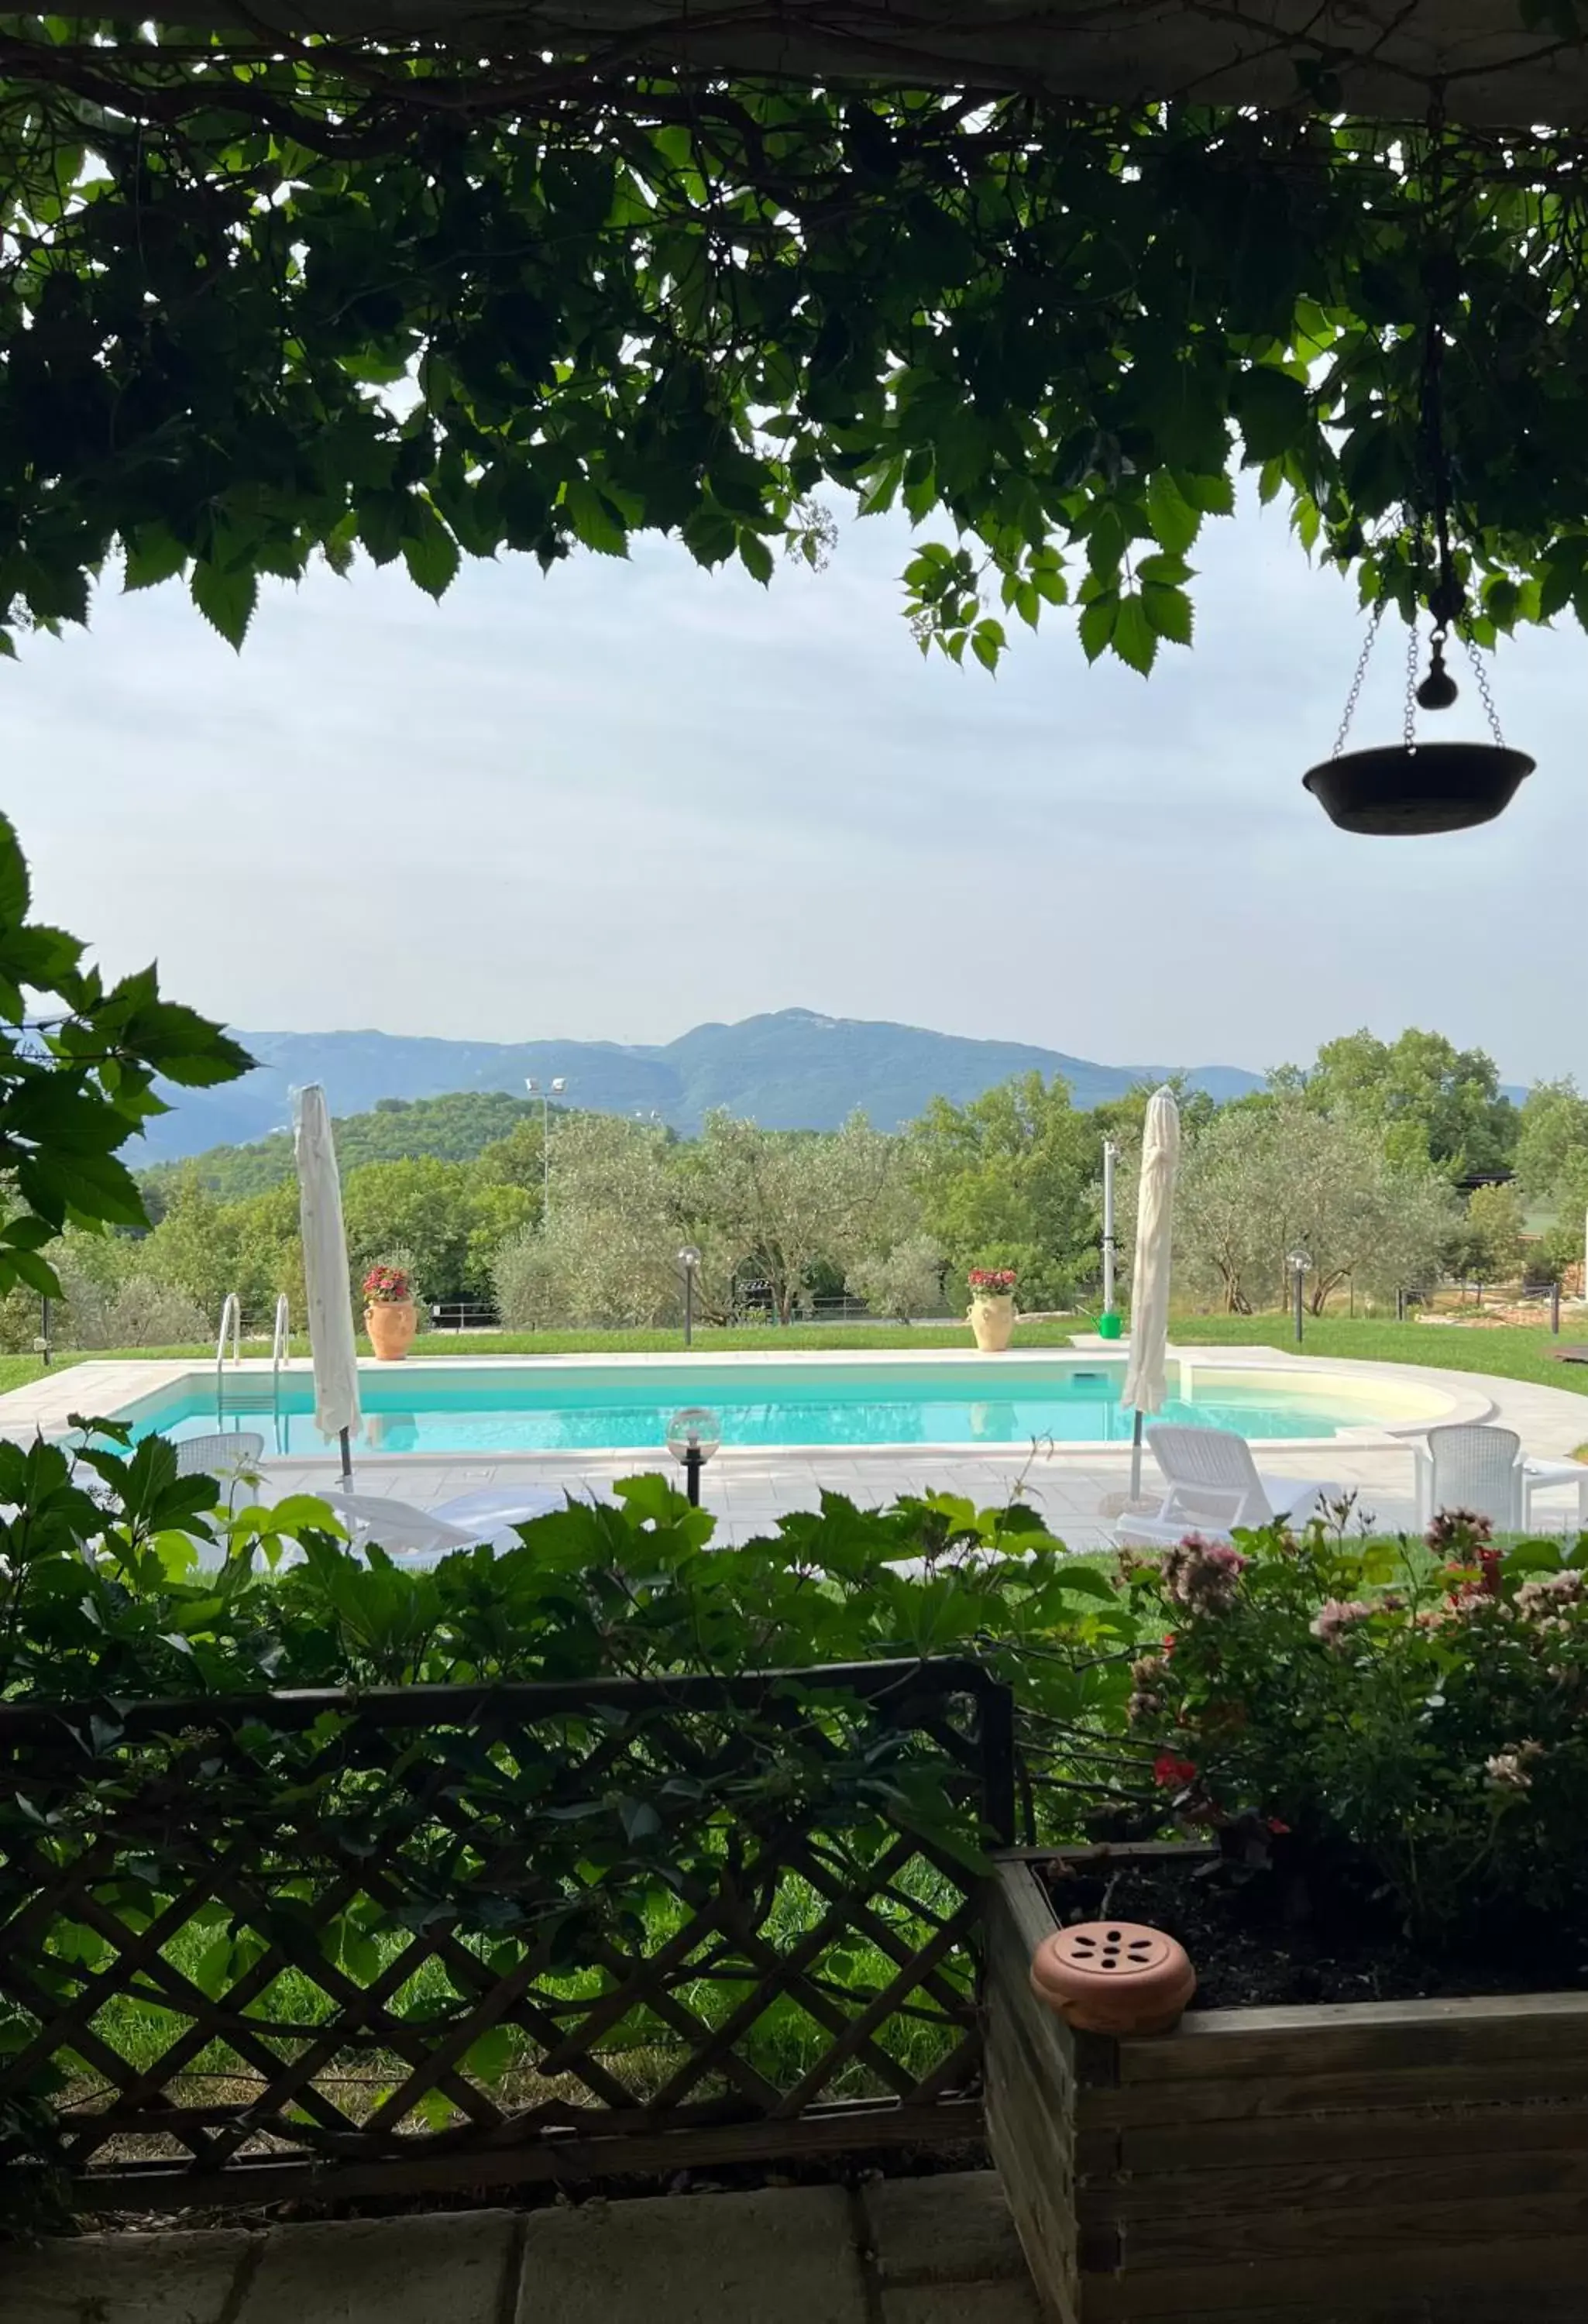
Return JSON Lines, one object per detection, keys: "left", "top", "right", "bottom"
{"left": 215, "top": 1292, "right": 241, "bottom": 1411}
{"left": 270, "top": 1292, "right": 290, "bottom": 1446}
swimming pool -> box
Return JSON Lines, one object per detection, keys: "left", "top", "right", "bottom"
{"left": 118, "top": 1355, "right": 1438, "bottom": 1456}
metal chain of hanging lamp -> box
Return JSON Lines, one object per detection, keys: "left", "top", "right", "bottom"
{"left": 1304, "top": 101, "right": 1534, "bottom": 834}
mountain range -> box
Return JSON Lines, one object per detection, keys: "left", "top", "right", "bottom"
{"left": 136, "top": 1009, "right": 1268, "bottom": 1164}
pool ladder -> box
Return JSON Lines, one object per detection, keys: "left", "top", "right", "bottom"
{"left": 270, "top": 1294, "right": 290, "bottom": 1451}
{"left": 215, "top": 1294, "right": 291, "bottom": 1438}
{"left": 215, "top": 1292, "right": 242, "bottom": 1421}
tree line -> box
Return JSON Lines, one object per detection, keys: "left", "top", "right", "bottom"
{"left": 12, "top": 1025, "right": 1588, "bottom": 1349}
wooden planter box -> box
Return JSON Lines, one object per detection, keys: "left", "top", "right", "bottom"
{"left": 985, "top": 1848, "right": 1588, "bottom": 2322}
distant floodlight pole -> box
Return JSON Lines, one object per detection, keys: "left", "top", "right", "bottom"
{"left": 679, "top": 1245, "right": 701, "bottom": 1347}
{"left": 1102, "top": 1140, "right": 1119, "bottom": 1315}
{"left": 1288, "top": 1250, "right": 1311, "bottom": 1346}
{"left": 525, "top": 1076, "right": 569, "bottom": 1222}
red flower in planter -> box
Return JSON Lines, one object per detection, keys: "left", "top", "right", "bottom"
{"left": 1153, "top": 1754, "right": 1198, "bottom": 1789}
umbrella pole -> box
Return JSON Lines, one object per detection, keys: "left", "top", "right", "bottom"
{"left": 339, "top": 1427, "right": 353, "bottom": 1486}
{"left": 1129, "top": 1410, "right": 1144, "bottom": 1501}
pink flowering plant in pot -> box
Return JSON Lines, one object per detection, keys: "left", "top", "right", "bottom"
{"left": 967, "top": 1267, "right": 1018, "bottom": 1350}
{"left": 362, "top": 1262, "right": 418, "bottom": 1359}
{"left": 1118, "top": 1513, "right": 1588, "bottom": 1951}
{"left": 968, "top": 1267, "right": 1018, "bottom": 1301}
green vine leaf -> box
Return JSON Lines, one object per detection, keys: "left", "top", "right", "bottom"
{"left": 0, "top": 34, "right": 1573, "bottom": 676}
{"left": 190, "top": 562, "right": 258, "bottom": 653}
{"left": 1143, "top": 583, "right": 1194, "bottom": 645}
{"left": 123, "top": 527, "right": 189, "bottom": 594}
{"left": 737, "top": 529, "right": 775, "bottom": 585}
{"left": 1111, "top": 593, "right": 1159, "bottom": 676}
{"left": 401, "top": 505, "right": 461, "bottom": 601}
{"left": 1145, "top": 475, "right": 1201, "bottom": 557}
{"left": 1078, "top": 590, "right": 1119, "bottom": 665}
{"left": 1231, "top": 367, "right": 1310, "bottom": 465}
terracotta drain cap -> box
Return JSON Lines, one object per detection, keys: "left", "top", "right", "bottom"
{"left": 1029, "top": 1920, "right": 1195, "bottom": 2037}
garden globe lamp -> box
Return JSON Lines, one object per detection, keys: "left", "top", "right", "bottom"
{"left": 1288, "top": 1251, "right": 1311, "bottom": 1346}
{"left": 666, "top": 1406, "right": 721, "bottom": 1506}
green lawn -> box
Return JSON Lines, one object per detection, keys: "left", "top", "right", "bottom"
{"left": 1166, "top": 1312, "right": 1588, "bottom": 1402}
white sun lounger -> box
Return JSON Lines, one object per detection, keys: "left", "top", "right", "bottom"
{"left": 323, "top": 1484, "right": 573, "bottom": 1563}
{"left": 1113, "top": 1424, "right": 1339, "bottom": 1549}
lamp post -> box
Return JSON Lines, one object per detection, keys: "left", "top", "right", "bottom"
{"left": 1287, "top": 1250, "right": 1311, "bottom": 1346}
{"left": 1101, "top": 1137, "right": 1119, "bottom": 1323}
{"left": 679, "top": 1245, "right": 701, "bottom": 1347}
{"left": 524, "top": 1076, "right": 568, "bottom": 1221}
{"left": 666, "top": 1405, "right": 721, "bottom": 1506}
{"left": 33, "top": 1295, "right": 51, "bottom": 1368}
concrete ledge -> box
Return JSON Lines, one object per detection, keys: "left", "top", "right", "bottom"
{"left": 0, "top": 2228, "right": 251, "bottom": 2323}
{"left": 237, "top": 2211, "right": 519, "bottom": 2324}
{"left": 0, "top": 2178, "right": 1031, "bottom": 2324}
{"left": 863, "top": 2170, "right": 1027, "bottom": 2286}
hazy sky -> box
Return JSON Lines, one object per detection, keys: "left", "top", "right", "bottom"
{"left": 8, "top": 492, "right": 1586, "bottom": 1086}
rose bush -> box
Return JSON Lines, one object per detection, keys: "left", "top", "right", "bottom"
{"left": 1119, "top": 1514, "right": 1588, "bottom": 1943}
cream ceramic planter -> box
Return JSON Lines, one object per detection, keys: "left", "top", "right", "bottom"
{"left": 970, "top": 1294, "right": 1016, "bottom": 1352}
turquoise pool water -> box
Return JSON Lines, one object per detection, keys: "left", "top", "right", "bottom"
{"left": 124, "top": 1360, "right": 1367, "bottom": 1456}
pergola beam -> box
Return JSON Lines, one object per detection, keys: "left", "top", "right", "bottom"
{"left": 148, "top": 0, "right": 1588, "bottom": 128}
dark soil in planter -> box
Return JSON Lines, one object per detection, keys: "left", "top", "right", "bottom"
{"left": 1040, "top": 1850, "right": 1588, "bottom": 2010}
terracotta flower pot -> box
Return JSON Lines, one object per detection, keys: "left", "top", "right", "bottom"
{"left": 1029, "top": 1920, "right": 1195, "bottom": 2037}
{"left": 366, "top": 1299, "right": 418, "bottom": 1360}
{"left": 969, "top": 1294, "right": 1016, "bottom": 1352}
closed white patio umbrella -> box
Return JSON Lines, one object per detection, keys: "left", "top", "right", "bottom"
{"left": 1122, "top": 1086, "right": 1181, "bottom": 1502}
{"left": 293, "top": 1083, "right": 361, "bottom": 1483}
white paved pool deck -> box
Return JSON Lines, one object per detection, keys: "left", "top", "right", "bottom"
{"left": 5, "top": 1341, "right": 1588, "bottom": 1545}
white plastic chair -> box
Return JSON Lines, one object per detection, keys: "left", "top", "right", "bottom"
{"left": 175, "top": 1432, "right": 266, "bottom": 1479}
{"left": 1413, "top": 1425, "right": 1524, "bottom": 1530}
{"left": 1113, "top": 1425, "right": 1339, "bottom": 1548}
{"left": 1414, "top": 1425, "right": 1588, "bottom": 1535}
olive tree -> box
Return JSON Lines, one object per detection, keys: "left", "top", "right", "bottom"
{"left": 495, "top": 1115, "right": 696, "bottom": 1329}
{"left": 1176, "top": 1101, "right": 1458, "bottom": 1315}
{"left": 849, "top": 1235, "right": 946, "bottom": 1325}
{"left": 686, "top": 1112, "right": 906, "bottom": 1326}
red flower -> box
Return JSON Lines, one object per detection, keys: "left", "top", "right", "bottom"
{"left": 1162, "top": 1633, "right": 1177, "bottom": 1654}
{"left": 1153, "top": 1754, "right": 1198, "bottom": 1789}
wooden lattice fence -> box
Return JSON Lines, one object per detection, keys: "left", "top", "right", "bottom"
{"left": 0, "top": 1658, "right": 1013, "bottom": 2209}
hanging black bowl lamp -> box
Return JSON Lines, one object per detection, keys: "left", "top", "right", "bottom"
{"left": 1303, "top": 603, "right": 1534, "bottom": 837}
{"left": 1304, "top": 157, "right": 1535, "bottom": 838}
